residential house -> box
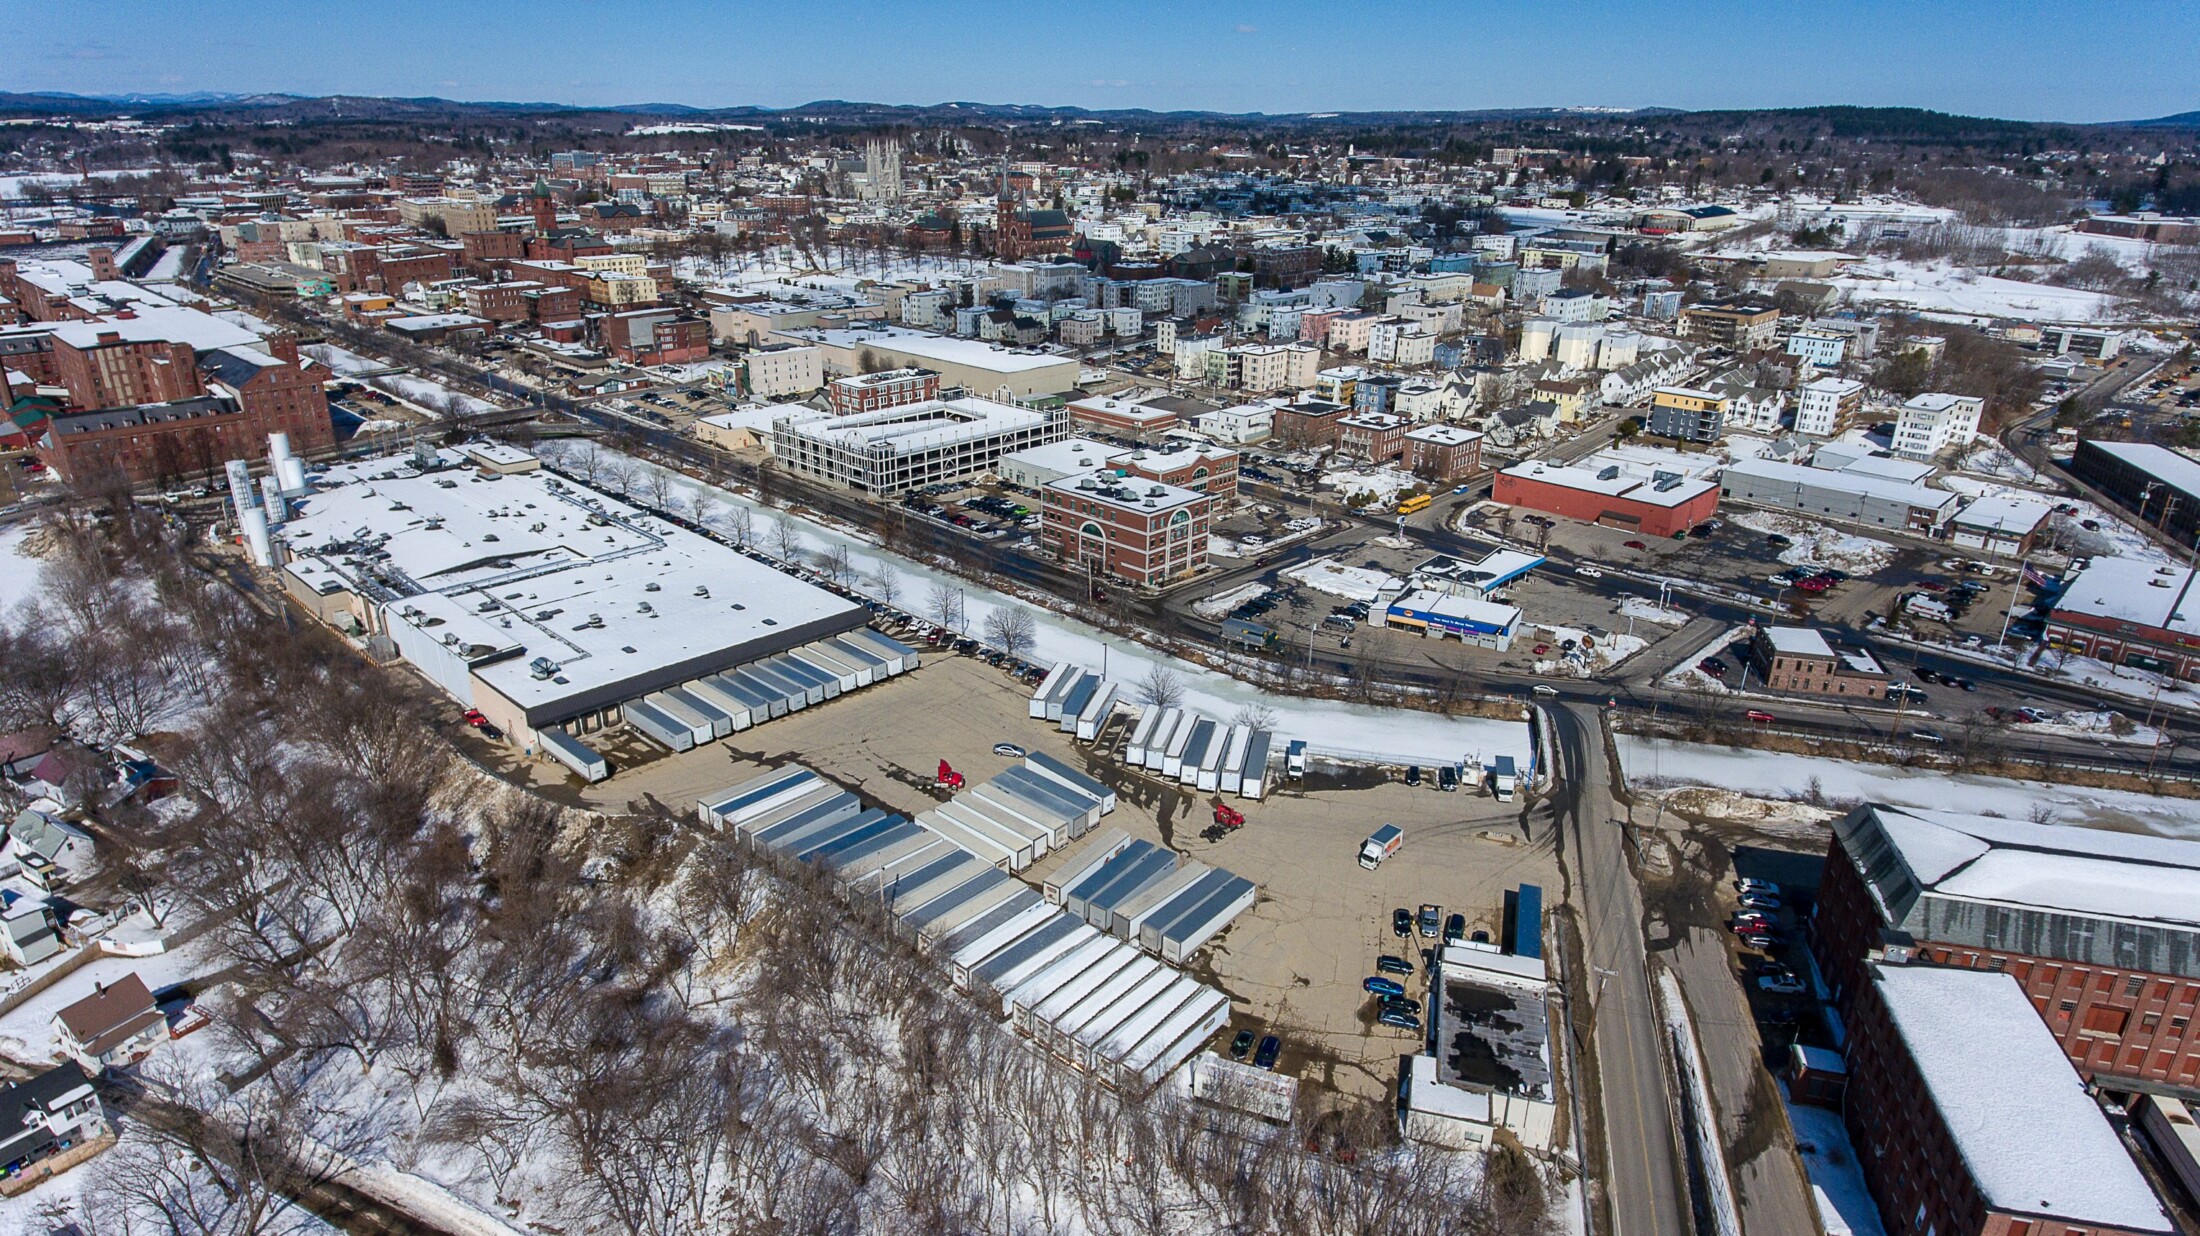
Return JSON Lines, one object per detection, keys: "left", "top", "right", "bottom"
{"left": 54, "top": 974, "right": 164, "bottom": 1071}
{"left": 0, "top": 1063, "right": 106, "bottom": 1180}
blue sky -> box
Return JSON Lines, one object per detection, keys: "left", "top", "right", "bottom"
{"left": 8, "top": 0, "right": 2196, "bottom": 123}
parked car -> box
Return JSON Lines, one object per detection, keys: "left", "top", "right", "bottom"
{"left": 1532, "top": 684, "right": 1560, "bottom": 697}
{"left": 992, "top": 742, "right": 1026, "bottom": 757}
{"left": 1404, "top": 765, "right": 1422, "bottom": 787}
{"left": 463, "top": 709, "right": 489, "bottom": 727}
{"left": 1254, "top": 1035, "right": 1281, "bottom": 1069}
{"left": 1741, "top": 932, "right": 1784, "bottom": 951}
{"left": 1376, "top": 955, "right": 1414, "bottom": 976}
{"left": 1377, "top": 1009, "right": 1423, "bottom": 1032}
{"left": 478, "top": 723, "right": 503, "bottom": 741}
{"left": 1758, "top": 973, "right": 1808, "bottom": 995}
{"left": 1443, "top": 913, "right": 1467, "bottom": 944}
{"left": 1230, "top": 1029, "right": 1256, "bottom": 1060}
{"left": 1392, "top": 908, "right": 1413, "bottom": 938}
{"left": 1765, "top": 533, "right": 1792, "bottom": 548}
{"left": 1532, "top": 643, "right": 1551, "bottom": 656}
{"left": 1739, "top": 893, "right": 1782, "bottom": 911}
{"left": 1737, "top": 879, "right": 1781, "bottom": 896}
{"left": 1379, "top": 994, "right": 1424, "bottom": 1017}
{"left": 1623, "top": 540, "right": 1648, "bottom": 551}
{"left": 1364, "top": 976, "right": 1406, "bottom": 998}
{"left": 1417, "top": 904, "right": 1441, "bottom": 938}
{"left": 1438, "top": 765, "right": 1459, "bottom": 792}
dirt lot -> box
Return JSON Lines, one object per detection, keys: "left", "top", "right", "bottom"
{"left": 484, "top": 651, "right": 1556, "bottom": 1104}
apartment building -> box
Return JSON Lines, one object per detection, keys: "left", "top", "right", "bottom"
{"left": 1335, "top": 412, "right": 1408, "bottom": 464}
{"left": 741, "top": 343, "right": 824, "bottom": 400}
{"left": 1645, "top": 385, "right": 1730, "bottom": 444}
{"left": 1680, "top": 302, "right": 1781, "bottom": 350}
{"left": 1747, "top": 626, "right": 1888, "bottom": 699}
{"left": 1891, "top": 392, "right": 1983, "bottom": 460}
{"left": 1795, "top": 376, "right": 1867, "bottom": 437}
{"left": 1402, "top": 424, "right": 1484, "bottom": 482}
{"left": 827, "top": 367, "right": 939, "bottom": 415}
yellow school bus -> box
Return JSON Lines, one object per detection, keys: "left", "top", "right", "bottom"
{"left": 1396, "top": 493, "right": 1433, "bottom": 515}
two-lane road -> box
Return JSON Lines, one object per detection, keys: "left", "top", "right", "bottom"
{"left": 1549, "top": 702, "right": 1690, "bottom": 1236}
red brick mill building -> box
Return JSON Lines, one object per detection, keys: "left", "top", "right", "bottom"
{"left": 1810, "top": 804, "right": 2199, "bottom": 1236}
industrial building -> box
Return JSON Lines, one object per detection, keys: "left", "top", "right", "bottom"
{"left": 770, "top": 323, "right": 1080, "bottom": 400}
{"left": 2067, "top": 439, "right": 2200, "bottom": 548}
{"left": 274, "top": 446, "right": 887, "bottom": 774}
{"left": 1718, "top": 456, "right": 1959, "bottom": 533}
{"left": 1845, "top": 964, "right": 2172, "bottom": 1236}
{"left": 770, "top": 396, "right": 1070, "bottom": 495}
{"left": 1813, "top": 804, "right": 2200, "bottom": 1091}
{"left": 2047, "top": 558, "right": 2200, "bottom": 680}
{"left": 708, "top": 763, "right": 1236, "bottom": 1092}
{"left": 1400, "top": 888, "right": 1555, "bottom": 1151}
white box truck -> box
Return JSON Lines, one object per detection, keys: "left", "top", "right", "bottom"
{"left": 1359, "top": 824, "right": 1403, "bottom": 869}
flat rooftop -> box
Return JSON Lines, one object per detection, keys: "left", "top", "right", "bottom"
{"left": 1501, "top": 458, "right": 1716, "bottom": 508}
{"left": 2054, "top": 557, "right": 2200, "bottom": 638}
{"left": 776, "top": 396, "right": 1053, "bottom": 457}
{"left": 778, "top": 324, "right": 1074, "bottom": 375}
{"left": 1431, "top": 963, "right": 1551, "bottom": 1100}
{"left": 1875, "top": 965, "right": 2170, "bottom": 1234}
{"left": 278, "top": 450, "right": 865, "bottom": 721}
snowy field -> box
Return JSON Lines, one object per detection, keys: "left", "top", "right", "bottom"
{"left": 559, "top": 450, "right": 1531, "bottom": 766}
{"left": 1618, "top": 736, "right": 2200, "bottom": 838}
{"left": 0, "top": 524, "right": 46, "bottom": 619}
{"left": 1616, "top": 597, "right": 1689, "bottom": 627}
{"left": 1825, "top": 258, "right": 2129, "bottom": 322}
{"left": 1191, "top": 582, "right": 1270, "bottom": 618}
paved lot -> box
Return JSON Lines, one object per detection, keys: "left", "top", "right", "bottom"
{"left": 498, "top": 652, "right": 1557, "bottom": 1104}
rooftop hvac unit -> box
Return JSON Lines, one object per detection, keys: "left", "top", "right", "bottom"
{"left": 694, "top": 586, "right": 710, "bottom": 598}
{"left": 1597, "top": 465, "right": 1621, "bottom": 480}
{"left": 645, "top": 582, "right": 662, "bottom": 591}
{"left": 477, "top": 599, "right": 498, "bottom": 613}
{"left": 423, "top": 517, "right": 444, "bottom": 530}
{"left": 1653, "top": 475, "right": 1683, "bottom": 492}
{"left": 638, "top": 602, "right": 655, "bottom": 614}
{"left": 1148, "top": 486, "right": 1165, "bottom": 497}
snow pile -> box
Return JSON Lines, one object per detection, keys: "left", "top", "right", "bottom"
{"left": 1320, "top": 467, "right": 1419, "bottom": 506}
{"left": 1954, "top": 442, "right": 2039, "bottom": 484}
{"left": 1533, "top": 625, "right": 1647, "bottom": 676}
{"left": 0, "top": 524, "right": 47, "bottom": 619}
{"left": 1729, "top": 511, "right": 1894, "bottom": 575}
{"left": 1616, "top": 597, "right": 1689, "bottom": 627}
{"left": 1192, "top": 583, "right": 1270, "bottom": 618}
{"left": 1281, "top": 557, "right": 1404, "bottom": 603}
{"left": 1207, "top": 535, "right": 1246, "bottom": 558}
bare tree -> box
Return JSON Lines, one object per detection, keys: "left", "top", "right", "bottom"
{"left": 925, "top": 581, "right": 966, "bottom": 634}
{"left": 643, "top": 466, "right": 676, "bottom": 512}
{"left": 818, "top": 542, "right": 854, "bottom": 586}
{"left": 982, "top": 606, "right": 1038, "bottom": 659}
{"left": 725, "top": 504, "right": 754, "bottom": 550}
{"left": 769, "top": 514, "right": 803, "bottom": 562}
{"left": 1230, "top": 702, "right": 1278, "bottom": 730}
{"left": 1136, "top": 665, "right": 1186, "bottom": 710}
{"left": 870, "top": 561, "right": 902, "bottom": 607}
{"left": 691, "top": 491, "right": 720, "bottom": 533}
{"left": 601, "top": 458, "right": 639, "bottom": 498}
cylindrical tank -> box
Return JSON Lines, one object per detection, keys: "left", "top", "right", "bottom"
{"left": 267, "top": 431, "right": 292, "bottom": 463}
{"left": 240, "top": 506, "right": 273, "bottom": 566}
{"left": 276, "top": 456, "right": 307, "bottom": 494}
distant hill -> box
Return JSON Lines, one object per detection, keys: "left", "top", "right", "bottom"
{"left": 2127, "top": 110, "right": 2200, "bottom": 129}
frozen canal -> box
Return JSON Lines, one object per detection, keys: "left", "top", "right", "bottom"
{"left": 577, "top": 448, "right": 1532, "bottom": 767}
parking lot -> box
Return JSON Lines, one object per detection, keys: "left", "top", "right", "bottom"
{"left": 496, "top": 650, "right": 1555, "bottom": 1103}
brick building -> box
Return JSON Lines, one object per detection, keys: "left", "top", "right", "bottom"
{"left": 1402, "top": 424, "right": 1484, "bottom": 482}
{"left": 1491, "top": 457, "right": 1720, "bottom": 538}
{"left": 1813, "top": 804, "right": 2200, "bottom": 1092}
{"left": 1747, "top": 626, "right": 1889, "bottom": 700}
{"left": 460, "top": 281, "right": 537, "bottom": 323}
{"left": 460, "top": 229, "right": 526, "bottom": 274}
{"left": 51, "top": 330, "right": 201, "bottom": 409}
{"left": 40, "top": 334, "right": 331, "bottom": 484}
{"left": 2045, "top": 557, "right": 2200, "bottom": 681}
{"left": 1335, "top": 411, "right": 1408, "bottom": 463}
{"left": 1114, "top": 443, "right": 1238, "bottom": 506}
{"left": 827, "top": 368, "right": 940, "bottom": 415}
{"left": 599, "top": 309, "right": 709, "bottom": 366}
{"left": 1844, "top": 963, "right": 2172, "bottom": 1236}
{"left": 1040, "top": 471, "right": 1210, "bottom": 585}
{"left": 1273, "top": 398, "right": 1348, "bottom": 449}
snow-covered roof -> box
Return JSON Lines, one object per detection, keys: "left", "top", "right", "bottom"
{"left": 1875, "top": 966, "right": 2171, "bottom": 1234}
{"left": 2054, "top": 558, "right": 2200, "bottom": 638}
{"left": 1760, "top": 626, "right": 1835, "bottom": 658}
{"left": 1403, "top": 424, "right": 1483, "bottom": 446}
{"left": 780, "top": 324, "right": 1073, "bottom": 374}
{"left": 5, "top": 305, "right": 265, "bottom": 356}
{"left": 1861, "top": 804, "right": 2200, "bottom": 930}
{"left": 1951, "top": 493, "right": 2055, "bottom": 535}
{"left": 1501, "top": 459, "right": 1716, "bottom": 508}
{"left": 1721, "top": 457, "right": 1959, "bottom": 513}
{"left": 779, "top": 396, "right": 1052, "bottom": 458}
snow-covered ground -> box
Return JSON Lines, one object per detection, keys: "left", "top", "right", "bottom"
{"left": 1618, "top": 736, "right": 2199, "bottom": 838}
{"left": 1825, "top": 258, "right": 2130, "bottom": 323}
{"left": 571, "top": 450, "right": 1531, "bottom": 765}
{"left": 1784, "top": 1086, "right": 1887, "bottom": 1236}
{"left": 1281, "top": 557, "right": 1403, "bottom": 603}
{"left": 0, "top": 523, "right": 46, "bottom": 619}
{"left": 1191, "top": 583, "right": 1269, "bottom": 618}
{"left": 1616, "top": 597, "right": 1689, "bottom": 627}
{"left": 1533, "top": 625, "right": 1647, "bottom": 676}
{"left": 1727, "top": 511, "right": 1895, "bottom": 575}
{"left": 1951, "top": 441, "right": 2038, "bottom": 485}
{"left": 145, "top": 247, "right": 186, "bottom": 281}
{"left": 304, "top": 342, "right": 401, "bottom": 377}
{"left": 1321, "top": 467, "right": 1420, "bottom": 507}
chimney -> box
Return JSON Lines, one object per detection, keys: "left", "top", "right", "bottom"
{"left": 96, "top": 330, "right": 123, "bottom": 344}
{"left": 87, "top": 246, "right": 117, "bottom": 281}
{"left": 267, "top": 330, "right": 300, "bottom": 366}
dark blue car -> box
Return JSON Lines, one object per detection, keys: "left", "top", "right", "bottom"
{"left": 1364, "top": 975, "right": 1405, "bottom": 998}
